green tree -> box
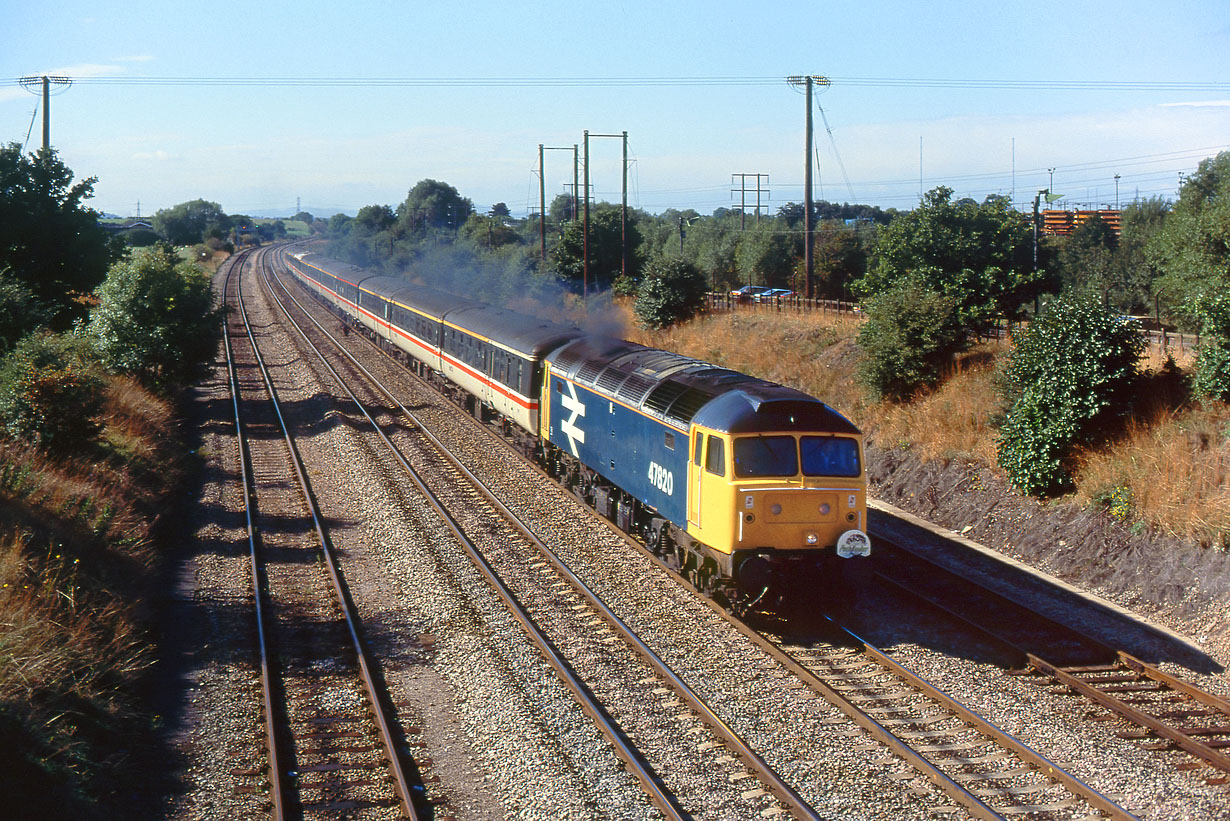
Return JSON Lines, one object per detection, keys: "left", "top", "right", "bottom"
{"left": 810, "top": 221, "right": 868, "bottom": 299}
{"left": 1115, "top": 196, "right": 1169, "bottom": 313}
{"left": 86, "top": 246, "right": 221, "bottom": 389}
{"left": 686, "top": 214, "right": 740, "bottom": 291}
{"left": 151, "top": 199, "right": 230, "bottom": 246}
{"left": 856, "top": 187, "right": 1040, "bottom": 334}
{"left": 996, "top": 295, "right": 1144, "bottom": 495}
{"left": 734, "top": 221, "right": 797, "bottom": 288}
{"left": 1057, "top": 212, "right": 1118, "bottom": 299}
{"left": 1148, "top": 151, "right": 1230, "bottom": 325}
{"left": 550, "top": 203, "right": 641, "bottom": 292}
{"left": 397, "top": 179, "right": 473, "bottom": 231}
{"left": 856, "top": 276, "right": 964, "bottom": 401}
{"left": 634, "top": 256, "right": 707, "bottom": 329}
{"left": 460, "top": 214, "right": 521, "bottom": 251}
{"left": 548, "top": 193, "right": 578, "bottom": 225}
{"left": 0, "top": 269, "right": 53, "bottom": 353}
{"left": 0, "top": 143, "right": 114, "bottom": 324}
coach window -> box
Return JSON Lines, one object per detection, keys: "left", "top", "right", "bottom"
{"left": 705, "top": 436, "right": 725, "bottom": 477}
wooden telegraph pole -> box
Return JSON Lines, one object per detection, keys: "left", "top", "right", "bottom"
{"left": 788, "top": 75, "right": 829, "bottom": 299}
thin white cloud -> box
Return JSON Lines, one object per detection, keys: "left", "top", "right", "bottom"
{"left": 1160, "top": 100, "right": 1230, "bottom": 108}
{"left": 132, "top": 150, "right": 176, "bottom": 161}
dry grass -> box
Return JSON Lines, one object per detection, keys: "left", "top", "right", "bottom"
{"left": 1073, "top": 403, "right": 1230, "bottom": 547}
{"left": 864, "top": 346, "right": 1006, "bottom": 466}
{"left": 622, "top": 302, "right": 1229, "bottom": 548}
{"left": 0, "top": 374, "right": 181, "bottom": 812}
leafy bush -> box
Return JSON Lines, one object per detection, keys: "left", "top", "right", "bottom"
{"left": 0, "top": 332, "right": 103, "bottom": 453}
{"left": 1187, "top": 290, "right": 1230, "bottom": 401}
{"left": 634, "top": 256, "right": 707, "bottom": 329}
{"left": 1191, "top": 341, "right": 1230, "bottom": 401}
{"left": 855, "top": 277, "right": 964, "bottom": 401}
{"left": 86, "top": 246, "right": 221, "bottom": 389}
{"left": 996, "top": 295, "right": 1144, "bottom": 495}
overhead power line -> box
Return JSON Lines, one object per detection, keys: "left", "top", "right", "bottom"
{"left": 4, "top": 74, "right": 1227, "bottom": 92}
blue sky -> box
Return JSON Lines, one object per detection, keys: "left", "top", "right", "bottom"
{"left": 5, "top": 1, "right": 1228, "bottom": 218}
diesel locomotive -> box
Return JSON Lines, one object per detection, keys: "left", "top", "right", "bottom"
{"left": 278, "top": 248, "right": 871, "bottom": 610}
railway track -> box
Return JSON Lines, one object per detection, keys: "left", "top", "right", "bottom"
{"left": 260, "top": 248, "right": 1154, "bottom": 819}
{"left": 874, "top": 536, "right": 1230, "bottom": 785}
{"left": 222, "top": 249, "right": 419, "bottom": 818}
{"left": 253, "top": 248, "right": 826, "bottom": 819}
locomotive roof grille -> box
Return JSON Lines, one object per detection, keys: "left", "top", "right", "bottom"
{"left": 595, "top": 366, "right": 630, "bottom": 394}
{"left": 643, "top": 381, "right": 689, "bottom": 416}
{"left": 614, "top": 372, "right": 657, "bottom": 405}
{"left": 576, "top": 360, "right": 606, "bottom": 384}
{"left": 665, "top": 386, "right": 717, "bottom": 426}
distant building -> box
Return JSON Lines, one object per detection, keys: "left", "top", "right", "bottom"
{"left": 99, "top": 220, "right": 154, "bottom": 234}
{"left": 1041, "top": 209, "right": 1121, "bottom": 237}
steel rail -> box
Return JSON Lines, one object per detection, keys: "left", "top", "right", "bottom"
{"left": 234, "top": 248, "right": 419, "bottom": 818}
{"left": 255, "top": 249, "right": 692, "bottom": 819}
{"left": 873, "top": 535, "right": 1230, "bottom": 778}
{"left": 1030, "top": 654, "right": 1230, "bottom": 775}
{"left": 221, "top": 250, "right": 288, "bottom": 819}
{"left": 676, "top": 577, "right": 1136, "bottom": 821}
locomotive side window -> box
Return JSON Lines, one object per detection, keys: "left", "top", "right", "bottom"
{"left": 705, "top": 437, "right": 725, "bottom": 477}
{"left": 693, "top": 433, "right": 703, "bottom": 465}
{"left": 734, "top": 435, "right": 799, "bottom": 478}
{"left": 664, "top": 431, "right": 675, "bottom": 451}
{"left": 801, "top": 436, "right": 862, "bottom": 477}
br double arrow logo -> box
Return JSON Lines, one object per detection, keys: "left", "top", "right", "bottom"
{"left": 559, "top": 381, "right": 587, "bottom": 457}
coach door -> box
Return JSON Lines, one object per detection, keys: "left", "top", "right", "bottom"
{"left": 688, "top": 429, "right": 703, "bottom": 528}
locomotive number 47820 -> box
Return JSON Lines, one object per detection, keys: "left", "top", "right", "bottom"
{"left": 647, "top": 461, "right": 674, "bottom": 496}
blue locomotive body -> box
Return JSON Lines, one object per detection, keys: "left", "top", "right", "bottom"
{"left": 545, "top": 370, "right": 690, "bottom": 528}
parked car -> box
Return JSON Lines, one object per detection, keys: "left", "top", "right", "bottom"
{"left": 731, "top": 285, "right": 771, "bottom": 302}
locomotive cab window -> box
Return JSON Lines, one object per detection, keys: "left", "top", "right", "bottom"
{"left": 704, "top": 437, "right": 725, "bottom": 477}
{"left": 801, "top": 435, "right": 862, "bottom": 477}
{"left": 734, "top": 435, "right": 799, "bottom": 478}
{"left": 693, "top": 432, "right": 704, "bottom": 466}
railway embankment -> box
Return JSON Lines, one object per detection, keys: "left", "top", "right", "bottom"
{"left": 0, "top": 377, "right": 191, "bottom": 817}
{"left": 866, "top": 444, "right": 1230, "bottom": 670}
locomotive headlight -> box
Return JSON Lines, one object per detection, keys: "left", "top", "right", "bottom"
{"left": 770, "top": 503, "right": 782, "bottom": 516}
{"left": 819, "top": 503, "right": 831, "bottom": 516}
{"left": 805, "top": 532, "right": 819, "bottom": 545}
